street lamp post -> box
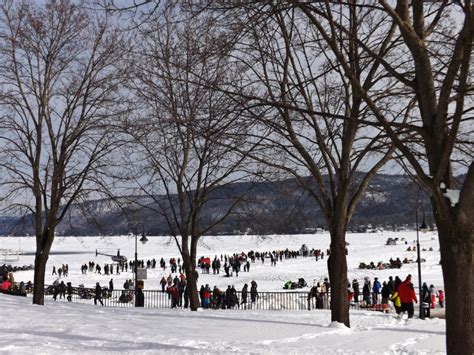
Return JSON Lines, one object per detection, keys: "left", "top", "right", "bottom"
{"left": 415, "top": 208, "right": 428, "bottom": 319}
{"left": 134, "top": 227, "right": 148, "bottom": 307}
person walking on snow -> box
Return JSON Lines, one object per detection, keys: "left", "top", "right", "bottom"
{"left": 352, "top": 279, "right": 360, "bottom": 303}
{"left": 94, "top": 282, "right": 104, "bottom": 306}
{"left": 160, "top": 277, "right": 167, "bottom": 292}
{"left": 421, "top": 282, "right": 431, "bottom": 318}
{"left": 438, "top": 290, "right": 444, "bottom": 308}
{"left": 429, "top": 284, "right": 438, "bottom": 309}
{"left": 397, "top": 274, "right": 417, "bottom": 318}
{"left": 372, "top": 277, "right": 381, "bottom": 304}
{"left": 241, "top": 284, "right": 248, "bottom": 308}
{"left": 250, "top": 280, "right": 258, "bottom": 304}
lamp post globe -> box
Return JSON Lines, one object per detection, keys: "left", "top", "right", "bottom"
{"left": 140, "top": 233, "right": 148, "bottom": 245}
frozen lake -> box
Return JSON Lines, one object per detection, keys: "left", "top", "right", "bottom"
{"left": 1, "top": 231, "right": 443, "bottom": 293}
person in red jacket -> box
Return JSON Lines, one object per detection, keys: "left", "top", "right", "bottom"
{"left": 397, "top": 274, "right": 418, "bottom": 318}
{"left": 167, "top": 284, "right": 180, "bottom": 308}
{"left": 1, "top": 276, "right": 12, "bottom": 292}
{"left": 438, "top": 290, "right": 445, "bottom": 308}
{"left": 202, "top": 285, "right": 211, "bottom": 309}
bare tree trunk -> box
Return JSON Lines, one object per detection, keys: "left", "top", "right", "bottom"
{"left": 188, "top": 237, "right": 201, "bottom": 311}
{"left": 328, "top": 225, "right": 349, "bottom": 327}
{"left": 432, "top": 166, "right": 474, "bottom": 353}
{"left": 187, "top": 268, "right": 201, "bottom": 311}
{"left": 180, "top": 236, "right": 201, "bottom": 311}
{"left": 32, "top": 229, "right": 55, "bottom": 305}
{"left": 32, "top": 252, "right": 48, "bottom": 305}
{"left": 182, "top": 259, "right": 200, "bottom": 311}
{"left": 440, "top": 226, "right": 473, "bottom": 354}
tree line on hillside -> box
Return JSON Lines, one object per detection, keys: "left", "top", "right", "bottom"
{"left": 1, "top": 173, "right": 441, "bottom": 236}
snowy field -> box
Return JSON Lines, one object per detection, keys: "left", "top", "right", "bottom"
{"left": 1, "top": 231, "right": 446, "bottom": 354}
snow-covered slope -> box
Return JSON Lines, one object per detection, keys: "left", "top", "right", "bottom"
{"left": 0, "top": 294, "right": 446, "bottom": 354}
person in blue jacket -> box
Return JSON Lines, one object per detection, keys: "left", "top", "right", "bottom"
{"left": 372, "top": 277, "right": 382, "bottom": 304}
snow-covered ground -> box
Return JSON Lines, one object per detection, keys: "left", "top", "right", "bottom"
{"left": 0, "top": 295, "right": 446, "bottom": 354}
{"left": 1, "top": 231, "right": 446, "bottom": 354}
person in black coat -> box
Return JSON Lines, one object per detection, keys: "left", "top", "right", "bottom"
{"left": 59, "top": 281, "right": 66, "bottom": 299}
{"left": 94, "top": 282, "right": 104, "bottom": 306}
{"left": 250, "top": 280, "right": 258, "bottom": 303}
{"left": 352, "top": 279, "right": 360, "bottom": 302}
{"left": 388, "top": 276, "right": 395, "bottom": 294}
{"left": 421, "top": 282, "right": 431, "bottom": 318}
{"left": 66, "top": 282, "right": 73, "bottom": 302}
{"left": 316, "top": 290, "right": 324, "bottom": 309}
{"left": 241, "top": 284, "right": 248, "bottom": 307}
{"left": 381, "top": 281, "right": 391, "bottom": 304}
{"left": 225, "top": 285, "right": 233, "bottom": 309}
{"left": 52, "top": 279, "right": 60, "bottom": 301}
{"left": 230, "top": 285, "right": 238, "bottom": 308}
{"left": 362, "top": 281, "right": 371, "bottom": 305}
{"left": 136, "top": 288, "right": 145, "bottom": 307}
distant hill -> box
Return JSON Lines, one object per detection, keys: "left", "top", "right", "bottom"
{"left": 0, "top": 173, "right": 464, "bottom": 236}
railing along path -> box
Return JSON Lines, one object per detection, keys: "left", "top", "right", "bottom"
{"left": 41, "top": 286, "right": 389, "bottom": 312}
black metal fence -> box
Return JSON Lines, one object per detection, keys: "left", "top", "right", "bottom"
{"left": 43, "top": 286, "right": 390, "bottom": 313}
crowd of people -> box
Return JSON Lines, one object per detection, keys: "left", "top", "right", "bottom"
{"left": 155, "top": 270, "right": 261, "bottom": 310}
{"left": 79, "top": 261, "right": 126, "bottom": 275}
{"left": 0, "top": 266, "right": 29, "bottom": 296}
{"left": 307, "top": 278, "right": 331, "bottom": 309}
{"left": 306, "top": 274, "right": 444, "bottom": 318}
{"left": 196, "top": 280, "right": 259, "bottom": 310}
{"left": 46, "top": 261, "right": 447, "bottom": 318}
{"left": 70, "top": 245, "right": 322, "bottom": 291}
{"left": 50, "top": 279, "right": 74, "bottom": 302}
{"left": 51, "top": 264, "right": 69, "bottom": 277}
{"left": 3, "top": 242, "right": 443, "bottom": 318}
{"left": 347, "top": 274, "right": 444, "bottom": 318}
{"left": 196, "top": 246, "right": 328, "bottom": 277}
{"left": 0, "top": 263, "right": 34, "bottom": 273}
{"left": 1, "top": 271, "right": 18, "bottom": 293}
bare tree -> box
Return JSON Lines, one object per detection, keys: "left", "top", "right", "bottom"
{"left": 0, "top": 0, "right": 126, "bottom": 305}
{"left": 123, "top": 5, "right": 256, "bottom": 310}
{"left": 223, "top": 5, "right": 399, "bottom": 326}
{"left": 289, "top": 0, "right": 473, "bottom": 352}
